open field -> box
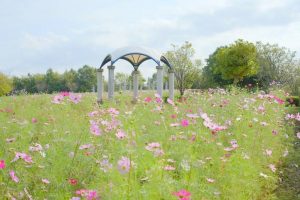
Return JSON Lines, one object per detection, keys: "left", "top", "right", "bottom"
{"left": 0, "top": 89, "right": 299, "bottom": 200}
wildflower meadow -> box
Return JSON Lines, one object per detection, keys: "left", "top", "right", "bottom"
{"left": 0, "top": 89, "right": 299, "bottom": 200}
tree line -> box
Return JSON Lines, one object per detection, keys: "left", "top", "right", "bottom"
{"left": 0, "top": 39, "right": 299, "bottom": 97}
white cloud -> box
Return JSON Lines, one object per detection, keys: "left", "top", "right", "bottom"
{"left": 21, "top": 33, "right": 69, "bottom": 51}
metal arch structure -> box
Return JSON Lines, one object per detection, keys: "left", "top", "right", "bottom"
{"left": 99, "top": 46, "right": 173, "bottom": 70}
{"left": 97, "top": 46, "right": 175, "bottom": 103}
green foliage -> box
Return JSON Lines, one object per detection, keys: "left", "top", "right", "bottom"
{"left": 164, "top": 41, "right": 202, "bottom": 96}
{"left": 286, "top": 96, "right": 299, "bottom": 107}
{"left": 256, "top": 42, "right": 300, "bottom": 93}
{"left": 213, "top": 39, "right": 259, "bottom": 84}
{"left": 76, "top": 65, "right": 97, "bottom": 92}
{"left": 0, "top": 72, "right": 12, "bottom": 96}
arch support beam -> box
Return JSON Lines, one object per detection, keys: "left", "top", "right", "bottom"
{"left": 97, "top": 68, "right": 104, "bottom": 104}
{"left": 156, "top": 66, "right": 163, "bottom": 97}
{"left": 168, "top": 68, "right": 175, "bottom": 100}
{"left": 108, "top": 65, "right": 115, "bottom": 100}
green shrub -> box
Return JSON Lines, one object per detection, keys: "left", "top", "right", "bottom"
{"left": 286, "top": 96, "right": 299, "bottom": 107}
{"left": 0, "top": 72, "right": 12, "bottom": 96}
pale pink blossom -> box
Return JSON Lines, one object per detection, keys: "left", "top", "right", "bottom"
{"left": 52, "top": 94, "right": 64, "bottom": 104}
{"left": 265, "top": 149, "right": 272, "bottom": 156}
{"left": 79, "top": 144, "right": 93, "bottom": 150}
{"left": 117, "top": 156, "right": 131, "bottom": 174}
{"left": 42, "top": 178, "right": 50, "bottom": 184}
{"left": 12, "top": 152, "right": 33, "bottom": 163}
{"left": 206, "top": 178, "right": 215, "bottom": 183}
{"left": 116, "top": 130, "right": 126, "bottom": 139}
{"left": 269, "top": 164, "right": 276, "bottom": 172}
{"left": 69, "top": 93, "right": 82, "bottom": 104}
{"left": 164, "top": 165, "right": 175, "bottom": 171}
{"left": 9, "top": 170, "right": 19, "bottom": 183}
{"left": 90, "top": 121, "right": 101, "bottom": 136}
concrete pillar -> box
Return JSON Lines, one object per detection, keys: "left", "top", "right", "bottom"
{"left": 107, "top": 65, "right": 115, "bottom": 100}
{"left": 97, "top": 68, "right": 103, "bottom": 104}
{"left": 132, "top": 70, "right": 139, "bottom": 102}
{"left": 156, "top": 66, "right": 163, "bottom": 97}
{"left": 168, "top": 68, "right": 175, "bottom": 100}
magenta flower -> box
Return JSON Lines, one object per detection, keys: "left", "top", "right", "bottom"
{"left": 0, "top": 160, "right": 5, "bottom": 169}
{"left": 181, "top": 119, "right": 189, "bottom": 127}
{"left": 117, "top": 156, "right": 131, "bottom": 174}
{"left": 31, "top": 118, "right": 38, "bottom": 123}
{"left": 108, "top": 107, "right": 119, "bottom": 116}
{"left": 60, "top": 91, "right": 70, "bottom": 96}
{"left": 144, "top": 97, "right": 152, "bottom": 103}
{"left": 9, "top": 170, "right": 19, "bottom": 183}
{"left": 172, "top": 189, "right": 191, "bottom": 200}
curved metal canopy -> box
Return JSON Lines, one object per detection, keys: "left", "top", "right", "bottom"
{"left": 100, "top": 46, "right": 172, "bottom": 69}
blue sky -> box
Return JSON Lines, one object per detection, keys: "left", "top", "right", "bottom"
{"left": 1, "top": 0, "right": 300, "bottom": 78}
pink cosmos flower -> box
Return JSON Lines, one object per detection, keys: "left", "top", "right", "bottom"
{"left": 155, "top": 94, "right": 162, "bottom": 103}
{"left": 79, "top": 144, "right": 93, "bottom": 150}
{"left": 167, "top": 98, "right": 175, "bottom": 106}
{"left": 297, "top": 132, "right": 300, "bottom": 139}
{"left": 269, "top": 164, "right": 276, "bottom": 172}
{"left": 88, "top": 111, "right": 98, "bottom": 117}
{"left": 76, "top": 189, "right": 99, "bottom": 200}
{"left": 265, "top": 149, "right": 272, "bottom": 156}
{"left": 144, "top": 97, "right": 152, "bottom": 103}
{"left": 69, "top": 93, "right": 82, "bottom": 104}
{"left": 0, "top": 160, "right": 5, "bottom": 169}
{"left": 186, "top": 113, "right": 199, "bottom": 118}
{"left": 117, "top": 156, "right": 131, "bottom": 174}
{"left": 258, "top": 105, "right": 265, "bottom": 113}
{"left": 90, "top": 121, "right": 101, "bottom": 136}
{"left": 9, "top": 170, "right": 19, "bottom": 183}
{"left": 145, "top": 142, "right": 161, "bottom": 151}
{"left": 42, "top": 178, "right": 50, "bottom": 184}
{"left": 29, "top": 143, "right": 43, "bottom": 152}
{"left": 230, "top": 140, "right": 238, "bottom": 149}
{"left": 99, "top": 159, "right": 112, "bottom": 172}
{"left": 12, "top": 152, "right": 33, "bottom": 163}
{"left": 206, "top": 178, "right": 215, "bottom": 183}
{"left": 60, "top": 91, "right": 70, "bottom": 97}
{"left": 164, "top": 165, "right": 175, "bottom": 171}
{"left": 107, "top": 108, "right": 119, "bottom": 115}
{"left": 170, "top": 123, "right": 180, "bottom": 127}
{"left": 172, "top": 189, "right": 191, "bottom": 200}
{"left": 31, "top": 118, "right": 37, "bottom": 123}
{"left": 52, "top": 94, "right": 64, "bottom": 104}
{"left": 116, "top": 130, "right": 126, "bottom": 139}
{"left": 181, "top": 119, "right": 189, "bottom": 127}
{"left": 272, "top": 130, "right": 278, "bottom": 135}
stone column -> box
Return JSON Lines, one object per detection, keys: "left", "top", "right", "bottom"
{"left": 97, "top": 68, "right": 103, "bottom": 104}
{"left": 107, "top": 65, "right": 115, "bottom": 100}
{"left": 168, "top": 68, "right": 175, "bottom": 100}
{"left": 132, "top": 70, "right": 139, "bottom": 102}
{"left": 156, "top": 66, "right": 163, "bottom": 97}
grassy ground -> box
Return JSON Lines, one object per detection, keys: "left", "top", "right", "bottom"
{"left": 0, "top": 89, "right": 297, "bottom": 200}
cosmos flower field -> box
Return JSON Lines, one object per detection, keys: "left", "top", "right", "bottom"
{"left": 0, "top": 89, "right": 299, "bottom": 200}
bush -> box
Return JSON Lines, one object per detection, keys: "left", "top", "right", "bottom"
{"left": 286, "top": 96, "right": 299, "bottom": 107}
{"left": 0, "top": 72, "right": 12, "bottom": 96}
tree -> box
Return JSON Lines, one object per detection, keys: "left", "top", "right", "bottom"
{"left": 201, "top": 47, "right": 233, "bottom": 88}
{"left": 0, "top": 72, "right": 12, "bottom": 96}
{"left": 76, "top": 65, "right": 97, "bottom": 92}
{"left": 164, "top": 41, "right": 202, "bottom": 96}
{"left": 115, "top": 72, "right": 130, "bottom": 91}
{"left": 213, "top": 39, "right": 258, "bottom": 84}
{"left": 63, "top": 69, "right": 78, "bottom": 92}
{"left": 256, "top": 42, "right": 299, "bottom": 93}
